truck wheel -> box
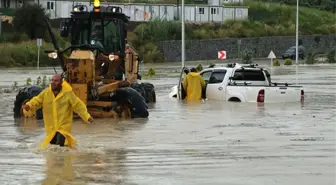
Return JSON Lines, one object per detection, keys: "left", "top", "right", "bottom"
{"left": 13, "top": 85, "right": 43, "bottom": 120}
{"left": 228, "top": 97, "right": 241, "bottom": 102}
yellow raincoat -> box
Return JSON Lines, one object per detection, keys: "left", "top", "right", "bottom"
{"left": 182, "top": 72, "right": 206, "bottom": 101}
{"left": 26, "top": 81, "right": 91, "bottom": 149}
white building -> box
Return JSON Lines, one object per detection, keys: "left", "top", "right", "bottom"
{"left": 208, "top": 0, "right": 244, "bottom": 6}
{"left": 0, "top": 0, "right": 248, "bottom": 22}
{"left": 0, "top": 0, "right": 26, "bottom": 9}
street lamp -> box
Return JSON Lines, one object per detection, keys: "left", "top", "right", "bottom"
{"left": 295, "top": 0, "right": 299, "bottom": 85}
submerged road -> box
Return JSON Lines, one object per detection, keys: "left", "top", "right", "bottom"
{"left": 0, "top": 62, "right": 335, "bottom": 185}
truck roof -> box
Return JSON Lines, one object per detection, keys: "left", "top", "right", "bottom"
{"left": 201, "top": 63, "right": 267, "bottom": 72}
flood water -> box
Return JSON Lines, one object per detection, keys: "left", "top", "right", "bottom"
{"left": 0, "top": 61, "right": 335, "bottom": 185}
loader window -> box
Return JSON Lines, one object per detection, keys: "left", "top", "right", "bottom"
{"left": 103, "top": 19, "right": 122, "bottom": 53}
{"left": 91, "top": 20, "right": 105, "bottom": 52}
{"left": 71, "top": 20, "right": 89, "bottom": 46}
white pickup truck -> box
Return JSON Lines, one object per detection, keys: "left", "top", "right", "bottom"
{"left": 169, "top": 63, "right": 304, "bottom": 103}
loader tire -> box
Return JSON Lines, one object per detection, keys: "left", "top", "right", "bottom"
{"left": 13, "top": 85, "right": 43, "bottom": 120}
{"left": 130, "top": 82, "right": 156, "bottom": 103}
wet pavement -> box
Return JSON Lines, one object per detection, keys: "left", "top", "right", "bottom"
{"left": 0, "top": 62, "right": 335, "bottom": 185}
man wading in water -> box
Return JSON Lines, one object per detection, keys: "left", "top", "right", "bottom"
{"left": 23, "top": 74, "right": 94, "bottom": 149}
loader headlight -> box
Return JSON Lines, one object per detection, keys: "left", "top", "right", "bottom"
{"left": 108, "top": 54, "right": 115, "bottom": 61}
{"left": 48, "top": 52, "right": 58, "bottom": 59}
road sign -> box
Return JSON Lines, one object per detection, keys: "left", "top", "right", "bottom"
{"left": 267, "top": 50, "right": 276, "bottom": 59}
{"left": 218, "top": 50, "right": 226, "bottom": 60}
{"left": 36, "top": 38, "right": 42, "bottom": 70}
{"left": 237, "top": 39, "right": 241, "bottom": 45}
{"left": 37, "top": 38, "right": 42, "bottom": 47}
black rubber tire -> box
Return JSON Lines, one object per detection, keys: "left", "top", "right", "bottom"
{"left": 13, "top": 85, "right": 43, "bottom": 120}
{"left": 147, "top": 88, "right": 156, "bottom": 103}
{"left": 142, "top": 82, "right": 156, "bottom": 103}
{"left": 130, "top": 83, "right": 147, "bottom": 101}
{"left": 130, "top": 82, "right": 156, "bottom": 103}
{"left": 111, "top": 87, "right": 149, "bottom": 118}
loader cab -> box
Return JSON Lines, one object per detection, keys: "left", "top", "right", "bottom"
{"left": 59, "top": 4, "right": 128, "bottom": 55}
{"left": 58, "top": 4, "right": 136, "bottom": 81}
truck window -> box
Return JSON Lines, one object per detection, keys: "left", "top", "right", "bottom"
{"left": 233, "top": 69, "right": 265, "bottom": 81}
{"left": 201, "top": 71, "right": 212, "bottom": 81}
{"left": 209, "top": 70, "right": 226, "bottom": 84}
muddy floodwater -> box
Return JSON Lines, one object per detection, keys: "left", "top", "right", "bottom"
{"left": 0, "top": 61, "right": 335, "bottom": 185}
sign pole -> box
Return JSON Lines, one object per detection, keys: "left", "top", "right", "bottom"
{"left": 267, "top": 50, "right": 276, "bottom": 76}
{"left": 37, "top": 46, "right": 40, "bottom": 70}
{"left": 181, "top": 0, "right": 185, "bottom": 68}
{"left": 37, "top": 38, "right": 42, "bottom": 70}
{"left": 295, "top": 0, "right": 299, "bottom": 85}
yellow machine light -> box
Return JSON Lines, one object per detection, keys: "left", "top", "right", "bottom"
{"left": 93, "top": 0, "right": 100, "bottom": 7}
{"left": 74, "top": 7, "right": 79, "bottom": 12}
{"left": 93, "top": 0, "right": 100, "bottom": 12}
{"left": 108, "top": 54, "right": 115, "bottom": 61}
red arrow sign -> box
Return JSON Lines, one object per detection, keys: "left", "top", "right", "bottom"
{"left": 218, "top": 50, "right": 227, "bottom": 59}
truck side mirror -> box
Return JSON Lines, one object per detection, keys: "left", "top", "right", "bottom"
{"left": 60, "top": 19, "right": 70, "bottom": 37}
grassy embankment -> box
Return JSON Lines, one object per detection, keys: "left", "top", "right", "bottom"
{"left": 1, "top": 0, "right": 335, "bottom": 67}
{"left": 127, "top": 0, "right": 335, "bottom": 63}
{"left": 0, "top": 32, "right": 69, "bottom": 67}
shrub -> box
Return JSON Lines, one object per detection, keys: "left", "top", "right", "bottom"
{"left": 138, "top": 42, "right": 164, "bottom": 63}
{"left": 284, "top": 59, "right": 293, "bottom": 65}
{"left": 143, "top": 68, "right": 156, "bottom": 77}
{"left": 273, "top": 59, "right": 280, "bottom": 66}
{"left": 0, "top": 33, "right": 30, "bottom": 43}
{"left": 12, "top": 3, "right": 50, "bottom": 40}
{"left": 0, "top": 41, "right": 57, "bottom": 67}
{"left": 196, "top": 64, "right": 203, "bottom": 71}
{"left": 327, "top": 50, "right": 336, "bottom": 63}
{"left": 305, "top": 52, "right": 315, "bottom": 64}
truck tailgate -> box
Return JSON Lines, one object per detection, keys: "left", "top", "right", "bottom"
{"left": 265, "top": 86, "right": 303, "bottom": 103}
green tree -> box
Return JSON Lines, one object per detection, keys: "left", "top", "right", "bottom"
{"left": 12, "top": 4, "right": 50, "bottom": 39}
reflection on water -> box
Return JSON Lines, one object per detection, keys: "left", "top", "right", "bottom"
{"left": 0, "top": 64, "right": 335, "bottom": 185}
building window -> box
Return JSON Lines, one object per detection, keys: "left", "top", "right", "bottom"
{"left": 198, "top": 7, "right": 204, "bottom": 14}
{"left": 211, "top": 8, "right": 219, "bottom": 15}
{"left": 47, "top": 1, "right": 54, "bottom": 10}
{"left": 2, "top": 0, "right": 10, "bottom": 8}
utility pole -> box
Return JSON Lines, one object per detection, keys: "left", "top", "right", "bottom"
{"left": 176, "top": 0, "right": 179, "bottom": 20}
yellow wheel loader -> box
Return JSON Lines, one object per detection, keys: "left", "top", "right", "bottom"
{"left": 13, "top": 1, "right": 156, "bottom": 120}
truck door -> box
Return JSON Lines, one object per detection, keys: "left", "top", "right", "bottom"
{"left": 201, "top": 69, "right": 227, "bottom": 100}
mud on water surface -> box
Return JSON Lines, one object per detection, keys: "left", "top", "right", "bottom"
{"left": 0, "top": 62, "right": 335, "bottom": 185}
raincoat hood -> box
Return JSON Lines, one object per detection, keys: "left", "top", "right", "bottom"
{"left": 48, "top": 81, "right": 72, "bottom": 94}
{"left": 188, "top": 72, "right": 201, "bottom": 77}
{"left": 182, "top": 72, "right": 206, "bottom": 101}
{"left": 26, "top": 81, "right": 91, "bottom": 149}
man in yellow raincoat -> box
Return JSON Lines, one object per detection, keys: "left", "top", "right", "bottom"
{"left": 22, "top": 74, "right": 93, "bottom": 149}
{"left": 182, "top": 68, "right": 206, "bottom": 101}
